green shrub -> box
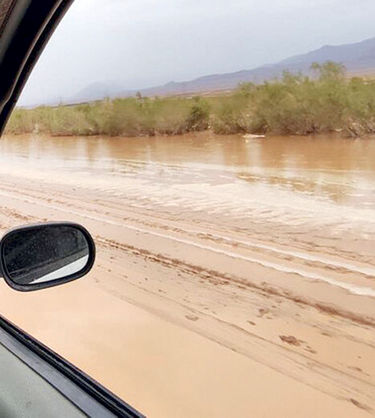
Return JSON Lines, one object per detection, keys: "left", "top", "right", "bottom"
{"left": 186, "top": 97, "right": 210, "bottom": 131}
{"left": 6, "top": 62, "right": 375, "bottom": 138}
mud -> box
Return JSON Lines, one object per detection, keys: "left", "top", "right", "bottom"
{"left": 0, "top": 133, "right": 374, "bottom": 417}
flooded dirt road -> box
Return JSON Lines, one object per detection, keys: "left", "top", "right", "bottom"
{"left": 0, "top": 133, "right": 374, "bottom": 417}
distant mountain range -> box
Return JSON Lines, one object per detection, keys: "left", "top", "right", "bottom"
{"left": 65, "top": 36, "right": 375, "bottom": 104}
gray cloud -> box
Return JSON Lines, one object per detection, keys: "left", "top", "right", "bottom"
{"left": 19, "top": 0, "right": 375, "bottom": 106}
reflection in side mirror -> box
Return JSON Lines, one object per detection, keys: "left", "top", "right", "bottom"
{"left": 0, "top": 223, "right": 95, "bottom": 291}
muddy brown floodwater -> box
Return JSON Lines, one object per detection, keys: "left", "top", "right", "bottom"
{"left": 0, "top": 132, "right": 374, "bottom": 417}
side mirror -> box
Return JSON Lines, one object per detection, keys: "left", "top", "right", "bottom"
{"left": 0, "top": 222, "right": 95, "bottom": 291}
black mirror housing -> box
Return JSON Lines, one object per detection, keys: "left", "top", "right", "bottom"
{"left": 0, "top": 222, "right": 95, "bottom": 292}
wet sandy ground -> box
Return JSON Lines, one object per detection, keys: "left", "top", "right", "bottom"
{"left": 0, "top": 133, "right": 374, "bottom": 417}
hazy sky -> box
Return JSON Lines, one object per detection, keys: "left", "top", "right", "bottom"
{"left": 18, "top": 0, "right": 375, "bottom": 106}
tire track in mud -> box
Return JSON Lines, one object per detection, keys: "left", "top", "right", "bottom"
{"left": 2, "top": 181, "right": 375, "bottom": 331}
{"left": 95, "top": 237, "right": 375, "bottom": 412}
{"left": 0, "top": 184, "right": 374, "bottom": 298}
{"left": 96, "top": 235, "right": 375, "bottom": 328}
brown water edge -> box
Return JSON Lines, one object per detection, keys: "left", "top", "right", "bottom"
{"left": 0, "top": 132, "right": 374, "bottom": 416}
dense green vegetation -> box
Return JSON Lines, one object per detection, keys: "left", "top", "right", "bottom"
{"left": 6, "top": 96, "right": 210, "bottom": 137}
{"left": 6, "top": 62, "right": 375, "bottom": 137}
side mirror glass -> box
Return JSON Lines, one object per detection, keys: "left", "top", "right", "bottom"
{"left": 0, "top": 223, "right": 95, "bottom": 291}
